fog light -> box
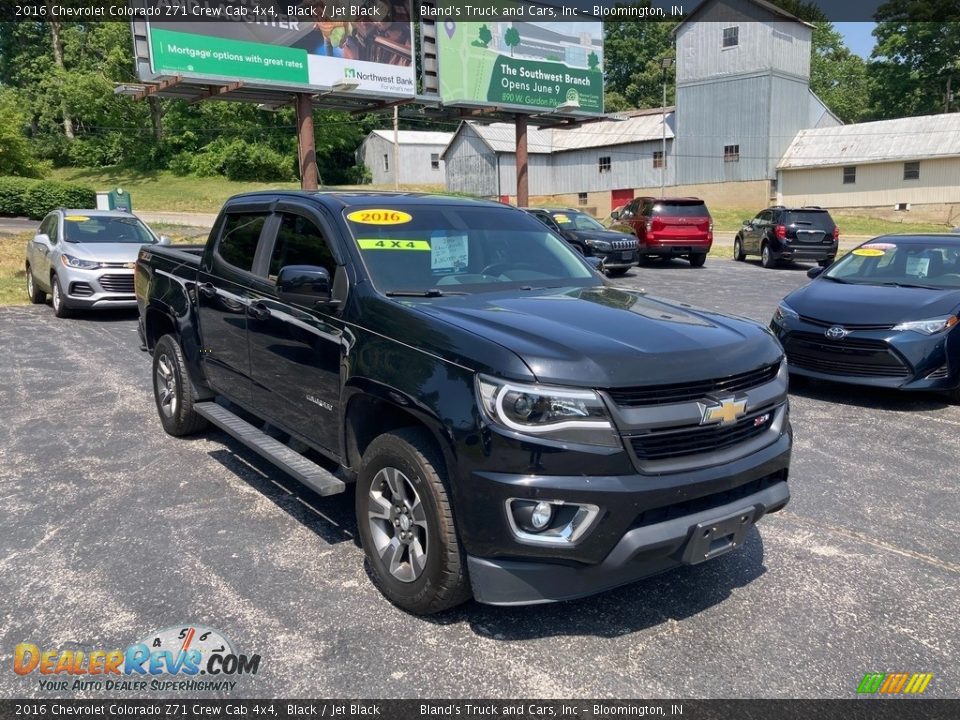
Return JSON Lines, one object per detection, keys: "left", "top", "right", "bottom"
{"left": 531, "top": 501, "right": 553, "bottom": 530}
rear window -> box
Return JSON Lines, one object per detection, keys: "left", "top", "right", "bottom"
{"left": 784, "top": 211, "right": 834, "bottom": 229}
{"left": 653, "top": 202, "right": 709, "bottom": 217}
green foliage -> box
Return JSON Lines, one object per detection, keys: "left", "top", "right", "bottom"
{"left": 0, "top": 177, "right": 39, "bottom": 216}
{"left": 348, "top": 163, "right": 373, "bottom": 184}
{"left": 0, "top": 89, "right": 48, "bottom": 178}
{"left": 474, "top": 24, "right": 492, "bottom": 48}
{"left": 602, "top": 15, "right": 677, "bottom": 109}
{"left": 504, "top": 27, "right": 521, "bottom": 56}
{"left": 809, "top": 22, "right": 869, "bottom": 123}
{"left": 588, "top": 51, "right": 600, "bottom": 72}
{"left": 169, "top": 138, "right": 295, "bottom": 182}
{"left": 0, "top": 176, "right": 95, "bottom": 219}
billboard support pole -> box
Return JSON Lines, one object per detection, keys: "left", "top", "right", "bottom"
{"left": 393, "top": 105, "right": 400, "bottom": 191}
{"left": 515, "top": 114, "right": 528, "bottom": 207}
{"left": 296, "top": 92, "right": 319, "bottom": 191}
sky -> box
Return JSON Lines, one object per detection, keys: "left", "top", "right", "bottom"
{"left": 835, "top": 22, "right": 877, "bottom": 59}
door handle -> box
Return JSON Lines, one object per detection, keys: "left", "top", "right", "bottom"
{"left": 198, "top": 282, "right": 217, "bottom": 298}
{"left": 247, "top": 302, "right": 271, "bottom": 321}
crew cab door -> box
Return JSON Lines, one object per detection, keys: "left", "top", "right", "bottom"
{"left": 196, "top": 206, "right": 273, "bottom": 406}
{"left": 245, "top": 204, "right": 345, "bottom": 456}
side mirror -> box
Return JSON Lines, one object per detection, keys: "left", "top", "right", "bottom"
{"left": 157, "top": 235, "right": 172, "bottom": 246}
{"left": 742, "top": 219, "right": 752, "bottom": 226}
{"left": 277, "top": 265, "right": 335, "bottom": 307}
{"left": 34, "top": 233, "right": 50, "bottom": 244}
{"left": 806, "top": 266, "right": 825, "bottom": 279}
{"left": 609, "top": 210, "right": 620, "bottom": 221}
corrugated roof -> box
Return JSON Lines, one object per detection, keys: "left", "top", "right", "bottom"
{"left": 465, "top": 112, "right": 674, "bottom": 155}
{"left": 778, "top": 113, "right": 960, "bottom": 169}
{"left": 370, "top": 130, "right": 454, "bottom": 146}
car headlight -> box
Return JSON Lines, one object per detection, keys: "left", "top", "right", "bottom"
{"left": 586, "top": 239, "right": 612, "bottom": 251}
{"left": 892, "top": 315, "right": 958, "bottom": 335}
{"left": 772, "top": 301, "right": 799, "bottom": 327}
{"left": 476, "top": 374, "right": 620, "bottom": 448}
{"left": 61, "top": 254, "right": 101, "bottom": 269}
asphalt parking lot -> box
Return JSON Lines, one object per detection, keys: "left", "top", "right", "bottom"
{"left": 1, "top": 256, "right": 957, "bottom": 699}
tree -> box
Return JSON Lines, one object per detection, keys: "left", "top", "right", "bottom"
{"left": 602, "top": 17, "right": 677, "bottom": 109}
{"left": 504, "top": 27, "right": 520, "bottom": 56}
{"left": 809, "top": 22, "right": 869, "bottom": 122}
{"left": 0, "top": 88, "right": 47, "bottom": 177}
{"left": 477, "top": 24, "right": 492, "bottom": 48}
{"left": 588, "top": 51, "right": 600, "bottom": 71}
{"left": 867, "top": 0, "right": 960, "bottom": 118}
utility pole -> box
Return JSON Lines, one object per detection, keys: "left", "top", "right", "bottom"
{"left": 296, "top": 93, "right": 318, "bottom": 191}
{"left": 393, "top": 105, "right": 400, "bottom": 190}
{"left": 515, "top": 114, "right": 528, "bottom": 207}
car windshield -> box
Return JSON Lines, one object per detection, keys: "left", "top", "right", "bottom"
{"left": 654, "top": 202, "right": 709, "bottom": 217}
{"left": 343, "top": 204, "right": 597, "bottom": 295}
{"left": 63, "top": 215, "right": 156, "bottom": 244}
{"left": 549, "top": 211, "right": 605, "bottom": 231}
{"left": 824, "top": 239, "right": 960, "bottom": 289}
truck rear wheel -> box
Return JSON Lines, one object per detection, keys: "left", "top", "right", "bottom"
{"left": 357, "top": 428, "right": 470, "bottom": 614}
{"left": 152, "top": 334, "right": 209, "bottom": 437}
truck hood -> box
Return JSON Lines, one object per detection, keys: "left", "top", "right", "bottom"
{"left": 410, "top": 286, "right": 782, "bottom": 387}
{"left": 63, "top": 242, "right": 154, "bottom": 264}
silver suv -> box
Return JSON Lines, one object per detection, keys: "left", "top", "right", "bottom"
{"left": 25, "top": 209, "right": 169, "bottom": 317}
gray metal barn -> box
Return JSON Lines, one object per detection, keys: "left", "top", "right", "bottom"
{"left": 357, "top": 130, "right": 453, "bottom": 187}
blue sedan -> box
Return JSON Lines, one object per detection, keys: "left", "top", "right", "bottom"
{"left": 771, "top": 234, "right": 960, "bottom": 401}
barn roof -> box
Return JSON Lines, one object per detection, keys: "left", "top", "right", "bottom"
{"left": 778, "top": 113, "right": 960, "bottom": 169}
{"left": 369, "top": 130, "right": 454, "bottom": 146}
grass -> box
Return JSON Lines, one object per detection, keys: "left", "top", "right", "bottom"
{"left": 0, "top": 233, "right": 30, "bottom": 306}
{"left": 710, "top": 207, "right": 949, "bottom": 236}
{"left": 48, "top": 167, "right": 446, "bottom": 215}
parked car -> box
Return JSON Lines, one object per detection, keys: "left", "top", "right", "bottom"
{"left": 610, "top": 197, "right": 713, "bottom": 267}
{"left": 25, "top": 209, "right": 169, "bottom": 318}
{"left": 522, "top": 207, "right": 638, "bottom": 276}
{"left": 735, "top": 205, "right": 839, "bottom": 269}
{"left": 771, "top": 234, "right": 960, "bottom": 401}
{"left": 137, "top": 191, "right": 791, "bottom": 614}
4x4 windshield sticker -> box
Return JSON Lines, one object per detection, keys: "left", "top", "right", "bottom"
{"left": 347, "top": 209, "right": 412, "bottom": 225}
{"left": 357, "top": 239, "right": 429, "bottom": 251}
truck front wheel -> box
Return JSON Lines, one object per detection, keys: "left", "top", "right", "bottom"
{"left": 152, "top": 334, "right": 209, "bottom": 437}
{"left": 357, "top": 428, "right": 470, "bottom": 614}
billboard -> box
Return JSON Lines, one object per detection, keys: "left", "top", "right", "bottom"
{"left": 144, "top": 1, "right": 415, "bottom": 98}
{"left": 437, "top": 21, "right": 604, "bottom": 114}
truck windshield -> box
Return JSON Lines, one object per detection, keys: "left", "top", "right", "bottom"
{"left": 343, "top": 205, "right": 597, "bottom": 295}
{"left": 63, "top": 215, "right": 157, "bottom": 244}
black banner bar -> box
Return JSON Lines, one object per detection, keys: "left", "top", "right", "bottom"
{"left": 1, "top": 700, "right": 959, "bottom": 720}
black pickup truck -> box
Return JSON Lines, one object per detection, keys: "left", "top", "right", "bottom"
{"left": 136, "top": 191, "right": 791, "bottom": 614}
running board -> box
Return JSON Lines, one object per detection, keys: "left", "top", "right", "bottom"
{"left": 194, "top": 402, "right": 346, "bottom": 496}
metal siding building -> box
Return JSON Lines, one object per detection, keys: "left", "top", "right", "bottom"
{"left": 358, "top": 131, "right": 453, "bottom": 186}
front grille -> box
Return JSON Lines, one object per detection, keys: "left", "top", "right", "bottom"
{"left": 799, "top": 315, "right": 894, "bottom": 331}
{"left": 99, "top": 273, "right": 134, "bottom": 293}
{"left": 785, "top": 332, "right": 909, "bottom": 377}
{"left": 607, "top": 363, "right": 779, "bottom": 407}
{"left": 69, "top": 282, "right": 93, "bottom": 297}
{"left": 925, "top": 364, "right": 949, "bottom": 380}
{"left": 611, "top": 239, "right": 636, "bottom": 251}
{"left": 631, "top": 470, "right": 787, "bottom": 529}
{"left": 628, "top": 406, "right": 776, "bottom": 461}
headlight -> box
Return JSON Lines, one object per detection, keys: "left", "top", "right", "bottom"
{"left": 61, "top": 254, "right": 100, "bottom": 269}
{"left": 586, "top": 239, "right": 612, "bottom": 251}
{"left": 476, "top": 374, "right": 620, "bottom": 448}
{"left": 892, "top": 315, "right": 958, "bottom": 335}
{"left": 772, "top": 301, "right": 799, "bottom": 327}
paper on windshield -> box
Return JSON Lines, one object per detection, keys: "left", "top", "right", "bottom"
{"left": 431, "top": 234, "right": 469, "bottom": 273}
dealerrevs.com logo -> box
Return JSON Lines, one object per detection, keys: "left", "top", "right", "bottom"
{"left": 14, "top": 625, "right": 261, "bottom": 693}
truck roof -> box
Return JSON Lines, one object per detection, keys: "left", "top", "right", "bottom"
{"left": 225, "top": 190, "right": 508, "bottom": 211}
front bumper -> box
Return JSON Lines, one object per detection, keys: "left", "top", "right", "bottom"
{"left": 773, "top": 320, "right": 960, "bottom": 391}
{"left": 598, "top": 248, "right": 638, "bottom": 269}
{"left": 469, "top": 478, "right": 788, "bottom": 605}
{"left": 60, "top": 266, "right": 136, "bottom": 308}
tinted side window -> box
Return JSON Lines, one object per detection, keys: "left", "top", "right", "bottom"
{"left": 46, "top": 215, "right": 59, "bottom": 244}
{"left": 269, "top": 213, "right": 336, "bottom": 280}
{"left": 218, "top": 213, "right": 267, "bottom": 272}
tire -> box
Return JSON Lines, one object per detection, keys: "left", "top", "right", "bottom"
{"left": 761, "top": 243, "right": 777, "bottom": 269}
{"left": 689, "top": 253, "right": 707, "bottom": 268}
{"left": 356, "top": 427, "right": 470, "bottom": 615}
{"left": 818, "top": 257, "right": 835, "bottom": 268}
{"left": 605, "top": 267, "right": 628, "bottom": 278}
{"left": 50, "top": 274, "right": 73, "bottom": 318}
{"left": 26, "top": 265, "right": 45, "bottom": 304}
{"left": 733, "top": 237, "right": 746, "bottom": 262}
{"left": 152, "top": 334, "right": 209, "bottom": 437}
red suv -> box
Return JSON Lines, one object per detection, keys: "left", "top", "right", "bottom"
{"left": 612, "top": 197, "right": 713, "bottom": 267}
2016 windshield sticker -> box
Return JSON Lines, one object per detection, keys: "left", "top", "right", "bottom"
{"left": 853, "top": 248, "right": 886, "bottom": 257}
{"left": 64, "top": 215, "right": 90, "bottom": 222}
{"left": 431, "top": 235, "right": 469, "bottom": 272}
{"left": 357, "top": 239, "right": 429, "bottom": 251}
{"left": 347, "top": 209, "right": 412, "bottom": 225}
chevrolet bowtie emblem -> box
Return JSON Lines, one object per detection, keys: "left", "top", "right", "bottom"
{"left": 700, "top": 397, "right": 748, "bottom": 425}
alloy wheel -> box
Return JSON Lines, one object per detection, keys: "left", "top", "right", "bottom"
{"left": 154, "top": 353, "right": 179, "bottom": 418}
{"left": 366, "top": 466, "right": 429, "bottom": 583}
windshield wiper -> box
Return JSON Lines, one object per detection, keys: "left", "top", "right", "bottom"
{"left": 385, "top": 289, "right": 469, "bottom": 297}
{"left": 822, "top": 276, "right": 852, "bottom": 284}
{"left": 877, "top": 281, "right": 939, "bottom": 290}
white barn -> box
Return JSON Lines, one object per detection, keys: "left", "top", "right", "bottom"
{"left": 357, "top": 130, "right": 453, "bottom": 187}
